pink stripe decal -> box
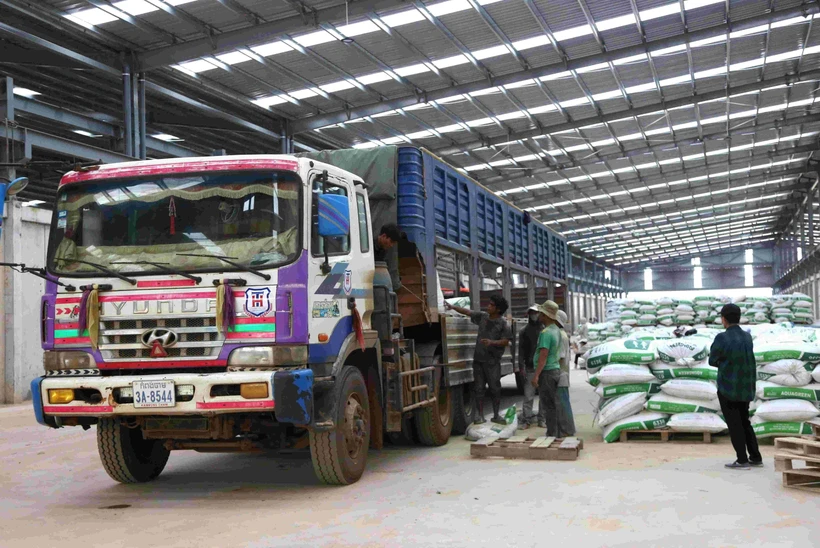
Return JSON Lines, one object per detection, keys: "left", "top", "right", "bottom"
{"left": 98, "top": 359, "right": 227, "bottom": 369}
{"left": 234, "top": 317, "right": 276, "bottom": 325}
{"left": 54, "top": 337, "right": 91, "bottom": 345}
{"left": 43, "top": 405, "right": 114, "bottom": 414}
{"left": 196, "top": 400, "right": 275, "bottom": 410}
{"left": 137, "top": 279, "right": 198, "bottom": 288}
{"left": 226, "top": 332, "right": 276, "bottom": 339}
{"left": 61, "top": 159, "right": 299, "bottom": 185}
{"left": 58, "top": 291, "right": 218, "bottom": 305}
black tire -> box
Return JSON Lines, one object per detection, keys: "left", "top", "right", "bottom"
{"left": 97, "top": 418, "right": 170, "bottom": 484}
{"left": 451, "top": 383, "right": 474, "bottom": 435}
{"left": 309, "top": 366, "right": 370, "bottom": 485}
{"left": 414, "top": 365, "right": 454, "bottom": 446}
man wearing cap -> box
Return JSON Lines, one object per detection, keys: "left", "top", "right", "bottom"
{"left": 556, "top": 310, "right": 576, "bottom": 437}
{"left": 532, "top": 300, "right": 564, "bottom": 437}
{"left": 709, "top": 303, "right": 762, "bottom": 470}
{"left": 445, "top": 295, "right": 512, "bottom": 425}
{"left": 518, "top": 304, "right": 544, "bottom": 430}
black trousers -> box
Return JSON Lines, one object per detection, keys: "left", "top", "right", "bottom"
{"left": 718, "top": 392, "right": 762, "bottom": 464}
{"left": 473, "top": 361, "right": 501, "bottom": 404}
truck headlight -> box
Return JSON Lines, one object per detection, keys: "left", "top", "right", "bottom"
{"left": 227, "top": 346, "right": 308, "bottom": 368}
{"left": 43, "top": 351, "right": 96, "bottom": 372}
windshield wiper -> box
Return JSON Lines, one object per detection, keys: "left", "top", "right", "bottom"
{"left": 177, "top": 253, "right": 271, "bottom": 281}
{"left": 112, "top": 261, "right": 202, "bottom": 284}
{"left": 59, "top": 259, "right": 137, "bottom": 285}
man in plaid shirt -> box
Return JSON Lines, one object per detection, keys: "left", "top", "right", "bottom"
{"left": 709, "top": 303, "right": 762, "bottom": 470}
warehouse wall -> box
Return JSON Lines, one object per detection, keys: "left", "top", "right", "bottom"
{"left": 621, "top": 247, "right": 774, "bottom": 293}
{"left": 1, "top": 200, "right": 49, "bottom": 403}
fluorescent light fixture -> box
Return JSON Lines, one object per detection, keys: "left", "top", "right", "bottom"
{"left": 73, "top": 130, "right": 103, "bottom": 138}
{"left": 152, "top": 133, "right": 183, "bottom": 142}
{"left": 13, "top": 87, "right": 40, "bottom": 98}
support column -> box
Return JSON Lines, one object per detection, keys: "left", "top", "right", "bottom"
{"left": 123, "top": 62, "right": 133, "bottom": 157}
{"left": 281, "top": 120, "right": 293, "bottom": 154}
{"left": 809, "top": 192, "right": 815, "bottom": 250}
{"left": 138, "top": 73, "right": 147, "bottom": 160}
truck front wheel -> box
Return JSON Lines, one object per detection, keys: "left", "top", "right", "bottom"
{"left": 414, "top": 365, "right": 453, "bottom": 446}
{"left": 97, "top": 418, "right": 170, "bottom": 483}
{"left": 309, "top": 366, "right": 370, "bottom": 485}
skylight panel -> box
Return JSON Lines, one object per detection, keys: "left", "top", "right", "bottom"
{"left": 433, "top": 55, "right": 470, "bottom": 69}
{"left": 251, "top": 42, "right": 293, "bottom": 57}
{"left": 381, "top": 9, "right": 425, "bottom": 27}
{"left": 294, "top": 31, "right": 335, "bottom": 48}
{"left": 338, "top": 20, "right": 380, "bottom": 37}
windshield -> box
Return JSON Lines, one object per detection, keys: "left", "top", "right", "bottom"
{"left": 48, "top": 170, "right": 302, "bottom": 277}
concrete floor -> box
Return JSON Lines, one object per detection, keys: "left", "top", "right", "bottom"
{"left": 1, "top": 370, "right": 815, "bottom": 548}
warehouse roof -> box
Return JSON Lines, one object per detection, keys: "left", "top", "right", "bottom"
{"left": 2, "top": 0, "right": 819, "bottom": 266}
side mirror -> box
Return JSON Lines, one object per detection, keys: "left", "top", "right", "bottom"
{"left": 6, "top": 177, "right": 29, "bottom": 197}
{"left": 317, "top": 193, "right": 350, "bottom": 238}
{"left": 0, "top": 177, "right": 29, "bottom": 231}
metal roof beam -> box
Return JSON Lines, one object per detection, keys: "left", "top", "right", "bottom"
{"left": 433, "top": 66, "right": 820, "bottom": 157}
{"left": 481, "top": 112, "right": 820, "bottom": 188}
{"left": 293, "top": 3, "right": 820, "bottom": 133}
{"left": 508, "top": 142, "right": 819, "bottom": 207}
{"left": 136, "top": 0, "right": 414, "bottom": 71}
{"left": 4, "top": 97, "right": 199, "bottom": 157}
{"left": 0, "top": 22, "right": 297, "bottom": 141}
{"left": 4, "top": 125, "right": 134, "bottom": 164}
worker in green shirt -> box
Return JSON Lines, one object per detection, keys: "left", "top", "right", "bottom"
{"left": 531, "top": 300, "right": 563, "bottom": 437}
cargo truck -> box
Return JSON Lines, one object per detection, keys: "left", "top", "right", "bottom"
{"left": 29, "top": 146, "right": 569, "bottom": 485}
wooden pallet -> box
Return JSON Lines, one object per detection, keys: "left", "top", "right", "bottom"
{"left": 619, "top": 429, "right": 713, "bottom": 443}
{"left": 808, "top": 418, "right": 820, "bottom": 439}
{"left": 774, "top": 437, "right": 820, "bottom": 458}
{"left": 470, "top": 436, "right": 583, "bottom": 461}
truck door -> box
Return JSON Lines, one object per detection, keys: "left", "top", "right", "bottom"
{"left": 307, "top": 173, "right": 370, "bottom": 363}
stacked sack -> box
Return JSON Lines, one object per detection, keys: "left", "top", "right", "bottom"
{"left": 636, "top": 300, "right": 658, "bottom": 328}
{"left": 751, "top": 337, "right": 820, "bottom": 438}
{"left": 655, "top": 296, "right": 676, "bottom": 327}
{"left": 646, "top": 337, "right": 728, "bottom": 436}
{"left": 586, "top": 340, "right": 668, "bottom": 443}
{"left": 770, "top": 294, "right": 796, "bottom": 324}
{"left": 747, "top": 297, "right": 771, "bottom": 325}
{"left": 673, "top": 300, "right": 697, "bottom": 326}
{"left": 790, "top": 293, "right": 814, "bottom": 325}
{"left": 692, "top": 295, "right": 716, "bottom": 325}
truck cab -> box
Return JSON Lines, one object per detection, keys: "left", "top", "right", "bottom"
{"left": 33, "top": 154, "right": 450, "bottom": 486}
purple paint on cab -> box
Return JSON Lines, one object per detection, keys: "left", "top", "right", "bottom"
{"left": 42, "top": 280, "right": 57, "bottom": 351}
{"left": 275, "top": 251, "right": 309, "bottom": 344}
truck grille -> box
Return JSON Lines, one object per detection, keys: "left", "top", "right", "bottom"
{"left": 99, "top": 318, "right": 223, "bottom": 360}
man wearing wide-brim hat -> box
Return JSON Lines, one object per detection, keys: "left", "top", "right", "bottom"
{"left": 518, "top": 304, "right": 544, "bottom": 429}
{"left": 531, "top": 300, "right": 564, "bottom": 437}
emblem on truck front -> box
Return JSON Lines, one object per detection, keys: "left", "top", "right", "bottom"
{"left": 141, "top": 328, "right": 178, "bottom": 358}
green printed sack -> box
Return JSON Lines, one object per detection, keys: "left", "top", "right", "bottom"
{"left": 755, "top": 380, "right": 820, "bottom": 401}
{"left": 586, "top": 339, "right": 657, "bottom": 368}
{"left": 751, "top": 416, "right": 814, "bottom": 438}
{"left": 650, "top": 363, "right": 719, "bottom": 381}
{"left": 595, "top": 381, "right": 663, "bottom": 399}
{"left": 645, "top": 393, "right": 720, "bottom": 414}
{"left": 602, "top": 412, "right": 669, "bottom": 443}
{"left": 655, "top": 338, "right": 709, "bottom": 364}
{"left": 754, "top": 342, "right": 820, "bottom": 364}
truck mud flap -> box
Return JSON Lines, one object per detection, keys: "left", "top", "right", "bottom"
{"left": 273, "top": 369, "right": 314, "bottom": 426}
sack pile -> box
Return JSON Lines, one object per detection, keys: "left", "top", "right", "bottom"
{"left": 751, "top": 340, "right": 820, "bottom": 438}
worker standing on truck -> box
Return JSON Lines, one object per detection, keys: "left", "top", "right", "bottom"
{"left": 531, "top": 300, "right": 563, "bottom": 437}
{"left": 556, "top": 310, "right": 576, "bottom": 437}
{"left": 374, "top": 223, "right": 402, "bottom": 291}
{"left": 445, "top": 296, "right": 512, "bottom": 425}
{"left": 518, "top": 305, "right": 543, "bottom": 430}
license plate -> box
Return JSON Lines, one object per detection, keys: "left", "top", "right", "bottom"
{"left": 132, "top": 380, "right": 175, "bottom": 408}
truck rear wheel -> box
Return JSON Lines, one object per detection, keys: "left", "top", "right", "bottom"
{"left": 414, "top": 365, "right": 453, "bottom": 446}
{"left": 451, "top": 383, "right": 474, "bottom": 435}
{"left": 309, "top": 366, "right": 370, "bottom": 485}
{"left": 97, "top": 418, "right": 170, "bottom": 483}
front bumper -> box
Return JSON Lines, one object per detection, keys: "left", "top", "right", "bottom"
{"left": 33, "top": 369, "right": 314, "bottom": 425}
